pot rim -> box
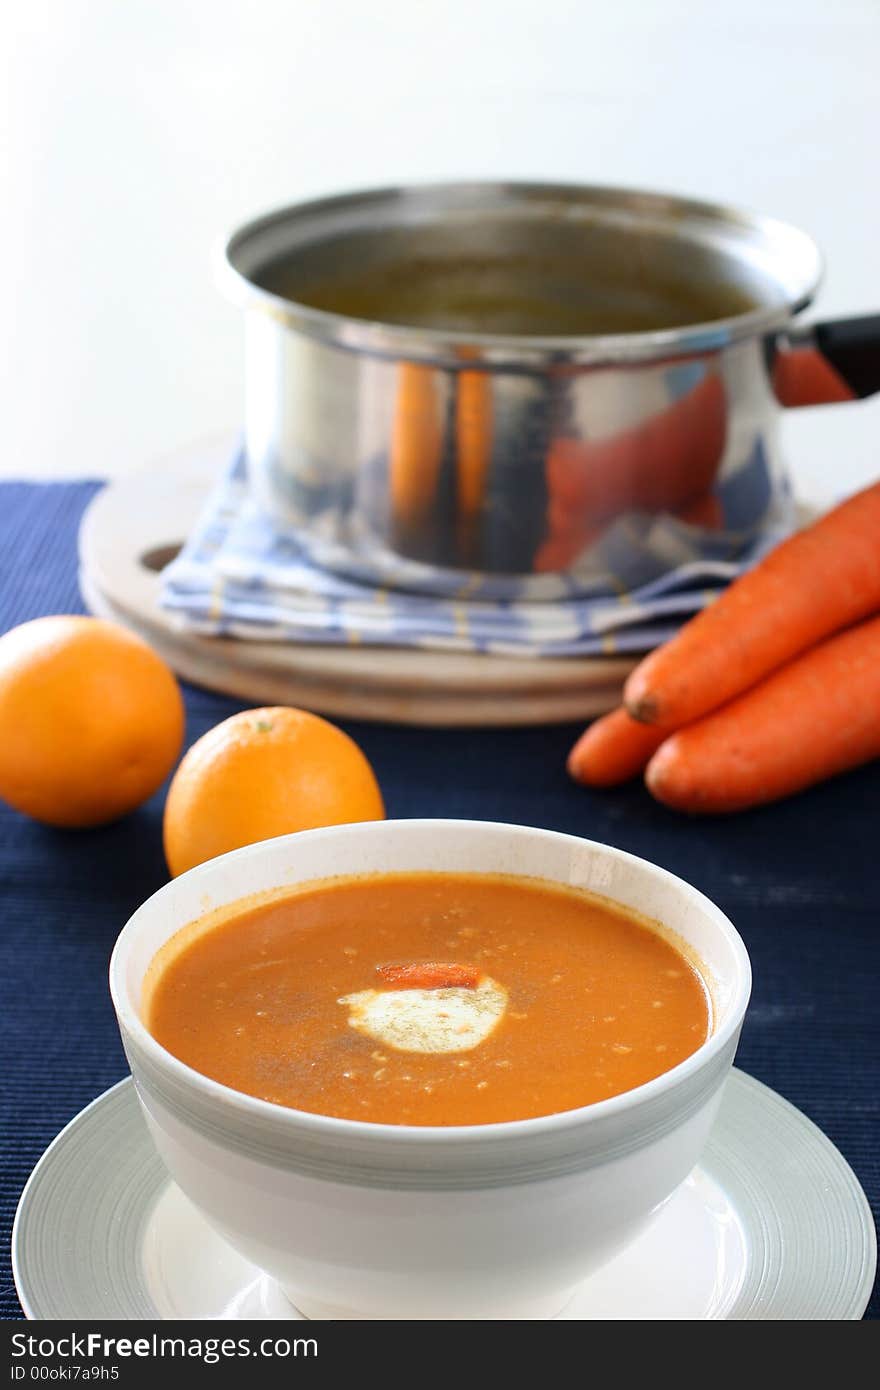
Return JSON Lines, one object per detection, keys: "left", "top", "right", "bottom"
{"left": 218, "top": 178, "right": 824, "bottom": 368}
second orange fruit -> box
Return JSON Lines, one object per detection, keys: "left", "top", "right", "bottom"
{"left": 0, "top": 615, "right": 184, "bottom": 828}
{"left": 163, "top": 706, "right": 385, "bottom": 876}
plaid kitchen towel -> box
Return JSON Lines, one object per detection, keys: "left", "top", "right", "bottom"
{"left": 160, "top": 446, "right": 791, "bottom": 658}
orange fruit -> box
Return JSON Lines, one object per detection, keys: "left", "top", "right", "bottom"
{"left": 0, "top": 615, "right": 185, "bottom": 828}
{"left": 163, "top": 705, "right": 385, "bottom": 877}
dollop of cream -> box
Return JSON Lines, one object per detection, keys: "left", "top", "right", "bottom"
{"left": 338, "top": 976, "right": 508, "bottom": 1054}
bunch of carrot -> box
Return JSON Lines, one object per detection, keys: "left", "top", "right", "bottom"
{"left": 567, "top": 477, "right": 880, "bottom": 814}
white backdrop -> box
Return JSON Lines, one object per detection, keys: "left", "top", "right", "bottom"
{"left": 2, "top": 0, "right": 878, "bottom": 506}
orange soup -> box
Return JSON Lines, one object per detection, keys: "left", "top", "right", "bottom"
{"left": 145, "top": 872, "right": 711, "bottom": 1126}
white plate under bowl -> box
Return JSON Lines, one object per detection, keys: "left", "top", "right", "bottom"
{"left": 12, "top": 1070, "right": 875, "bottom": 1320}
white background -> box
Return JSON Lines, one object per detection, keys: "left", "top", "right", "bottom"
{"left": 2, "top": 0, "right": 878, "bottom": 506}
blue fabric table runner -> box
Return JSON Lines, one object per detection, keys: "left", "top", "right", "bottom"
{"left": 0, "top": 480, "right": 877, "bottom": 1319}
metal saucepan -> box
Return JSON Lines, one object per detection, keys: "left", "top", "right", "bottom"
{"left": 220, "top": 181, "right": 880, "bottom": 598}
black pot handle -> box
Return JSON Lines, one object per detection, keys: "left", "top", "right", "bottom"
{"left": 770, "top": 313, "right": 880, "bottom": 407}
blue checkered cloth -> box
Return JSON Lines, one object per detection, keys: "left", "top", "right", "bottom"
{"left": 160, "top": 446, "right": 792, "bottom": 657}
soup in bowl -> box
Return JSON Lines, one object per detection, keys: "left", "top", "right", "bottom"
{"left": 109, "top": 819, "right": 750, "bottom": 1320}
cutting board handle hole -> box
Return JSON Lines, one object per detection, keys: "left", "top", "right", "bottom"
{"left": 140, "top": 544, "right": 182, "bottom": 572}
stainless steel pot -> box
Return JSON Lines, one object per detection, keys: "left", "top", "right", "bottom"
{"left": 220, "top": 181, "right": 880, "bottom": 598}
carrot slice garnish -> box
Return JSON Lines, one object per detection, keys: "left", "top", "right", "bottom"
{"left": 376, "top": 962, "right": 481, "bottom": 991}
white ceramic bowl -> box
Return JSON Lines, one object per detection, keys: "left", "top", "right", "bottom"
{"left": 109, "top": 819, "right": 751, "bottom": 1320}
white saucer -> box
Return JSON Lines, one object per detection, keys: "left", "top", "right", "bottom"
{"left": 12, "top": 1070, "right": 876, "bottom": 1321}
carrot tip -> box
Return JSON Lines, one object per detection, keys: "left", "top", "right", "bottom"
{"left": 566, "top": 747, "right": 587, "bottom": 783}
{"left": 624, "top": 695, "right": 660, "bottom": 725}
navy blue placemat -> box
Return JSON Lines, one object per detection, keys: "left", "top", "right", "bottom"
{"left": 0, "top": 480, "right": 877, "bottom": 1320}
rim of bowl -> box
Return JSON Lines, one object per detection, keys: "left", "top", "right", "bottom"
{"left": 109, "top": 819, "right": 752, "bottom": 1145}
{"left": 216, "top": 178, "right": 824, "bottom": 367}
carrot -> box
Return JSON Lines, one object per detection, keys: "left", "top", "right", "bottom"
{"left": 532, "top": 525, "right": 604, "bottom": 573}
{"left": 645, "top": 613, "right": 880, "bottom": 814}
{"left": 545, "top": 372, "right": 725, "bottom": 521}
{"left": 455, "top": 366, "right": 493, "bottom": 565}
{"left": 456, "top": 368, "right": 492, "bottom": 522}
{"left": 772, "top": 346, "right": 854, "bottom": 408}
{"left": 567, "top": 707, "right": 668, "bottom": 787}
{"left": 625, "top": 478, "right": 880, "bottom": 727}
{"left": 675, "top": 492, "right": 723, "bottom": 530}
{"left": 376, "top": 962, "right": 481, "bottom": 991}
{"left": 390, "top": 363, "right": 443, "bottom": 531}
